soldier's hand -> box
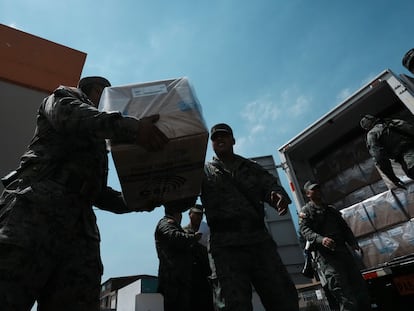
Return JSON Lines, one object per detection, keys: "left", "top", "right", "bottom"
{"left": 118, "top": 116, "right": 141, "bottom": 136}
{"left": 270, "top": 191, "right": 289, "bottom": 216}
{"left": 136, "top": 114, "right": 169, "bottom": 151}
{"left": 322, "top": 237, "right": 336, "bottom": 251}
{"left": 117, "top": 115, "right": 169, "bottom": 151}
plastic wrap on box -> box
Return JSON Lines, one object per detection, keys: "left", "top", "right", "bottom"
{"left": 370, "top": 179, "right": 388, "bottom": 196}
{"left": 386, "top": 220, "right": 414, "bottom": 257}
{"left": 395, "top": 183, "right": 414, "bottom": 218}
{"left": 358, "top": 231, "right": 399, "bottom": 269}
{"left": 336, "top": 165, "right": 366, "bottom": 195}
{"left": 341, "top": 189, "right": 411, "bottom": 238}
{"left": 311, "top": 136, "right": 370, "bottom": 184}
{"left": 341, "top": 202, "right": 376, "bottom": 238}
{"left": 358, "top": 158, "right": 382, "bottom": 185}
{"left": 100, "top": 77, "right": 206, "bottom": 138}
{"left": 357, "top": 219, "right": 414, "bottom": 269}
{"left": 342, "top": 185, "right": 374, "bottom": 208}
{"left": 99, "top": 77, "right": 208, "bottom": 211}
{"left": 320, "top": 178, "right": 346, "bottom": 203}
{"left": 362, "top": 190, "right": 410, "bottom": 231}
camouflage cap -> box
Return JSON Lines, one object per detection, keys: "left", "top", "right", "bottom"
{"left": 210, "top": 123, "right": 233, "bottom": 140}
{"left": 77, "top": 76, "right": 111, "bottom": 90}
{"left": 303, "top": 181, "right": 319, "bottom": 192}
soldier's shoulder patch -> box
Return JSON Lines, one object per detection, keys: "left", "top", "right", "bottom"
{"left": 167, "top": 219, "right": 175, "bottom": 224}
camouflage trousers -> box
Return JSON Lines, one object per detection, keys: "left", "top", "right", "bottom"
{"left": 316, "top": 249, "right": 371, "bottom": 311}
{"left": 208, "top": 238, "right": 299, "bottom": 311}
{"left": 158, "top": 277, "right": 192, "bottom": 311}
{"left": 0, "top": 188, "right": 103, "bottom": 311}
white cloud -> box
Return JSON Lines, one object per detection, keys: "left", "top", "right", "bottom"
{"left": 286, "top": 94, "right": 310, "bottom": 117}
{"left": 240, "top": 97, "right": 281, "bottom": 123}
{"left": 241, "top": 87, "right": 311, "bottom": 124}
{"left": 236, "top": 87, "right": 313, "bottom": 156}
{"left": 251, "top": 124, "right": 265, "bottom": 135}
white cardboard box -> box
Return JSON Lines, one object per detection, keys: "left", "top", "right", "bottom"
{"left": 100, "top": 77, "right": 208, "bottom": 211}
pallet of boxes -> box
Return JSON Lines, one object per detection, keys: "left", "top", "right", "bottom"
{"left": 340, "top": 163, "right": 414, "bottom": 270}
{"left": 99, "top": 77, "right": 208, "bottom": 211}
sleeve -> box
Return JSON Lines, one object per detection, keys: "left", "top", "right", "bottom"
{"left": 248, "top": 161, "right": 291, "bottom": 205}
{"left": 200, "top": 163, "right": 220, "bottom": 218}
{"left": 93, "top": 186, "right": 131, "bottom": 214}
{"left": 157, "top": 219, "right": 198, "bottom": 249}
{"left": 40, "top": 91, "right": 132, "bottom": 141}
{"left": 299, "top": 206, "right": 324, "bottom": 246}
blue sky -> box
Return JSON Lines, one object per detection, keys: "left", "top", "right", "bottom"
{"left": 2, "top": 0, "right": 414, "bottom": 282}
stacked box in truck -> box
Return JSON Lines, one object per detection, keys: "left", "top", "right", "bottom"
{"left": 278, "top": 69, "right": 414, "bottom": 309}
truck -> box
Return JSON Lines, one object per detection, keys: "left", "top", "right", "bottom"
{"left": 278, "top": 69, "right": 414, "bottom": 310}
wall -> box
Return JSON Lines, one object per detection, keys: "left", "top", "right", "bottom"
{"left": 0, "top": 24, "right": 85, "bottom": 191}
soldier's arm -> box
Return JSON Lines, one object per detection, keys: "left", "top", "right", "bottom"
{"left": 200, "top": 163, "right": 221, "bottom": 221}
{"left": 299, "top": 208, "right": 324, "bottom": 246}
{"left": 41, "top": 91, "right": 168, "bottom": 150}
{"left": 93, "top": 186, "right": 138, "bottom": 213}
{"left": 252, "top": 162, "right": 291, "bottom": 213}
{"left": 241, "top": 160, "right": 292, "bottom": 207}
{"left": 158, "top": 220, "right": 200, "bottom": 249}
{"left": 41, "top": 92, "right": 127, "bottom": 139}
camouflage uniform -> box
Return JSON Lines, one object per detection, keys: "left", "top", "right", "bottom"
{"left": 366, "top": 118, "right": 414, "bottom": 183}
{"left": 183, "top": 222, "right": 214, "bottom": 311}
{"left": 299, "top": 202, "right": 371, "bottom": 311}
{"left": 155, "top": 215, "right": 199, "bottom": 311}
{"left": 0, "top": 86, "right": 140, "bottom": 311}
{"left": 201, "top": 155, "right": 299, "bottom": 311}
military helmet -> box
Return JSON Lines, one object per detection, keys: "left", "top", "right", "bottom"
{"left": 360, "top": 114, "right": 377, "bottom": 131}
{"left": 402, "top": 48, "right": 414, "bottom": 73}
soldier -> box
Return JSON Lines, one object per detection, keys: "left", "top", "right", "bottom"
{"left": 360, "top": 114, "right": 414, "bottom": 188}
{"left": 299, "top": 181, "right": 371, "bottom": 311}
{"left": 0, "top": 76, "right": 169, "bottom": 311}
{"left": 201, "top": 123, "right": 299, "bottom": 311}
{"left": 155, "top": 206, "right": 202, "bottom": 311}
{"left": 183, "top": 205, "right": 214, "bottom": 311}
